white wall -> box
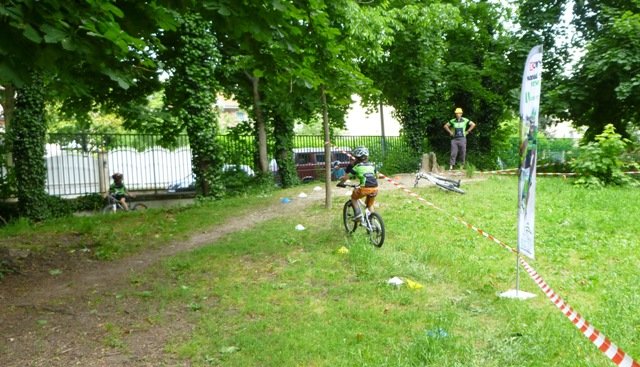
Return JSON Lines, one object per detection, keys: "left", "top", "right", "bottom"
{"left": 343, "top": 95, "right": 401, "bottom": 136}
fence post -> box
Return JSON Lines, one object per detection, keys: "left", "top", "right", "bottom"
{"left": 98, "top": 150, "right": 109, "bottom": 195}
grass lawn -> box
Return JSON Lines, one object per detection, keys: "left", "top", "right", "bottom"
{"left": 2, "top": 175, "right": 639, "bottom": 366}
{"left": 126, "top": 175, "right": 640, "bottom": 366}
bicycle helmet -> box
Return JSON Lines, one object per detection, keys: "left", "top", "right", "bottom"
{"left": 112, "top": 173, "right": 123, "bottom": 180}
{"left": 352, "top": 146, "right": 369, "bottom": 158}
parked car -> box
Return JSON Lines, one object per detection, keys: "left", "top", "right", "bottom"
{"left": 166, "top": 164, "right": 255, "bottom": 192}
{"left": 293, "top": 147, "right": 351, "bottom": 182}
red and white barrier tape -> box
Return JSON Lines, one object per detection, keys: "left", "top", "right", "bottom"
{"left": 490, "top": 171, "right": 577, "bottom": 176}
{"left": 520, "top": 258, "right": 639, "bottom": 367}
{"left": 483, "top": 163, "right": 556, "bottom": 174}
{"left": 484, "top": 169, "right": 639, "bottom": 176}
{"left": 378, "top": 173, "right": 639, "bottom": 367}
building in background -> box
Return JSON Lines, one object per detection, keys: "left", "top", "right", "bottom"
{"left": 217, "top": 94, "right": 402, "bottom": 136}
{"left": 216, "top": 95, "right": 248, "bottom": 131}
{"left": 343, "top": 95, "right": 401, "bottom": 136}
{"left": 543, "top": 121, "right": 585, "bottom": 139}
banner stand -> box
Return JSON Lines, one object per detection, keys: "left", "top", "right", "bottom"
{"left": 500, "top": 45, "right": 542, "bottom": 301}
{"left": 500, "top": 251, "right": 535, "bottom": 300}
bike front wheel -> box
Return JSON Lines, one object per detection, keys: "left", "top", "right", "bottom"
{"left": 436, "top": 182, "right": 465, "bottom": 194}
{"left": 342, "top": 201, "right": 358, "bottom": 233}
{"left": 132, "top": 203, "right": 148, "bottom": 211}
{"left": 102, "top": 203, "right": 122, "bottom": 214}
{"left": 367, "top": 212, "right": 385, "bottom": 247}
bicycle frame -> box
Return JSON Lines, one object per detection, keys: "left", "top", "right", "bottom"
{"left": 103, "top": 194, "right": 147, "bottom": 213}
{"left": 339, "top": 183, "right": 385, "bottom": 247}
{"left": 414, "top": 171, "right": 464, "bottom": 194}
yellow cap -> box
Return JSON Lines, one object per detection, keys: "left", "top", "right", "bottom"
{"left": 454, "top": 107, "right": 463, "bottom": 114}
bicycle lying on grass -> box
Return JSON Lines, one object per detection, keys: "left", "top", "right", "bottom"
{"left": 338, "top": 183, "right": 385, "bottom": 247}
{"left": 102, "top": 194, "right": 148, "bottom": 214}
{"left": 414, "top": 171, "right": 465, "bottom": 194}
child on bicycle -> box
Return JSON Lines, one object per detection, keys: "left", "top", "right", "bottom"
{"left": 109, "top": 172, "right": 131, "bottom": 210}
{"left": 337, "top": 146, "right": 379, "bottom": 223}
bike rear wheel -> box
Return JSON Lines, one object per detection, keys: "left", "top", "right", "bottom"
{"left": 342, "top": 201, "right": 358, "bottom": 233}
{"left": 367, "top": 212, "right": 385, "bottom": 247}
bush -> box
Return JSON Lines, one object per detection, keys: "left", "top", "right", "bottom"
{"left": 570, "top": 124, "right": 634, "bottom": 187}
{"left": 73, "top": 194, "right": 106, "bottom": 211}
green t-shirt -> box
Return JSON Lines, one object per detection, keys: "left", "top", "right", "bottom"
{"left": 110, "top": 183, "right": 128, "bottom": 196}
{"left": 448, "top": 117, "right": 470, "bottom": 138}
{"left": 347, "top": 162, "right": 378, "bottom": 187}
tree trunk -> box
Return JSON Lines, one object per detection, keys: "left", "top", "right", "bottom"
{"left": 273, "top": 113, "right": 297, "bottom": 188}
{"left": 1, "top": 85, "right": 16, "bottom": 169}
{"left": 250, "top": 76, "right": 268, "bottom": 174}
{"left": 321, "top": 86, "right": 332, "bottom": 209}
{"left": 12, "top": 73, "right": 49, "bottom": 221}
{"left": 2, "top": 85, "right": 16, "bottom": 130}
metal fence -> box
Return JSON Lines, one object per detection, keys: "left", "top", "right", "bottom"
{"left": 0, "top": 132, "right": 579, "bottom": 198}
{"left": 37, "top": 133, "right": 414, "bottom": 197}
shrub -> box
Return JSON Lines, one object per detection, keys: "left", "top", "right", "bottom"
{"left": 570, "top": 124, "right": 633, "bottom": 187}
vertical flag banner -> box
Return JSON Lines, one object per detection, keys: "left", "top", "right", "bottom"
{"left": 517, "top": 45, "right": 543, "bottom": 260}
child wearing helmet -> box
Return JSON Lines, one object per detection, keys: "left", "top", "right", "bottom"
{"left": 337, "top": 146, "right": 379, "bottom": 222}
{"left": 109, "top": 173, "right": 131, "bottom": 210}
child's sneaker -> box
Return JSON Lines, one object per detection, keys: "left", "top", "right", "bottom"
{"left": 353, "top": 213, "right": 363, "bottom": 223}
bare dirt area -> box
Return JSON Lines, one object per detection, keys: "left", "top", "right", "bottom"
{"left": 0, "top": 173, "right": 476, "bottom": 366}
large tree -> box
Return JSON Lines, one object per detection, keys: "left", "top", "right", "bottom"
{"left": 0, "top": 0, "right": 172, "bottom": 219}
{"left": 556, "top": 1, "right": 640, "bottom": 140}
{"left": 362, "top": 1, "right": 521, "bottom": 168}
{"left": 520, "top": 0, "right": 640, "bottom": 140}
{"left": 160, "top": 12, "right": 224, "bottom": 197}
{"left": 210, "top": 0, "right": 387, "bottom": 199}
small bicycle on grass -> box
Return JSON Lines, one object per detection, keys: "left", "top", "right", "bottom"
{"left": 102, "top": 194, "right": 148, "bottom": 214}
{"left": 414, "top": 171, "right": 465, "bottom": 194}
{"left": 338, "top": 183, "right": 385, "bottom": 247}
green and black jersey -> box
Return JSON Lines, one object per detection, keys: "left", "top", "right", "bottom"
{"left": 346, "top": 162, "right": 378, "bottom": 187}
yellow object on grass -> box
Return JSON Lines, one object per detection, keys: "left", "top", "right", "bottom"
{"left": 337, "top": 246, "right": 349, "bottom": 254}
{"left": 405, "top": 278, "right": 423, "bottom": 290}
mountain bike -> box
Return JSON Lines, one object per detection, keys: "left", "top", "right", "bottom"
{"left": 339, "top": 183, "right": 385, "bottom": 247}
{"left": 102, "top": 194, "right": 148, "bottom": 214}
{"left": 414, "top": 171, "right": 465, "bottom": 194}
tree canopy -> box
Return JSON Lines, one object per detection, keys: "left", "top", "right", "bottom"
{"left": 1, "top": 0, "right": 639, "bottom": 219}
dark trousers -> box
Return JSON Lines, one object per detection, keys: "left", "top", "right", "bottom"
{"left": 450, "top": 138, "right": 467, "bottom": 166}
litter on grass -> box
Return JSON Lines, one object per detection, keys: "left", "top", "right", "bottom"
{"left": 425, "top": 328, "right": 448, "bottom": 339}
{"left": 387, "top": 277, "right": 404, "bottom": 286}
{"left": 295, "top": 224, "right": 305, "bottom": 231}
{"left": 405, "top": 278, "right": 424, "bottom": 289}
{"left": 387, "top": 277, "right": 423, "bottom": 290}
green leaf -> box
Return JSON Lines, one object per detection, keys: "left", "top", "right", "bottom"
{"left": 100, "top": 2, "right": 124, "bottom": 18}
{"left": 252, "top": 69, "right": 264, "bottom": 78}
{"left": 218, "top": 6, "right": 231, "bottom": 16}
{"left": 23, "top": 25, "right": 42, "bottom": 43}
{"left": 41, "top": 24, "right": 67, "bottom": 43}
{"left": 104, "top": 70, "right": 131, "bottom": 89}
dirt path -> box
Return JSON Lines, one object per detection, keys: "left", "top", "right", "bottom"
{"left": 0, "top": 186, "right": 334, "bottom": 367}
{"left": 0, "top": 174, "right": 459, "bottom": 366}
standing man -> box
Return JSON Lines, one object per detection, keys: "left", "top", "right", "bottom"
{"left": 443, "top": 107, "right": 476, "bottom": 170}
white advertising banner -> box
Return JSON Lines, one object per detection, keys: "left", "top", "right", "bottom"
{"left": 517, "top": 45, "right": 543, "bottom": 260}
